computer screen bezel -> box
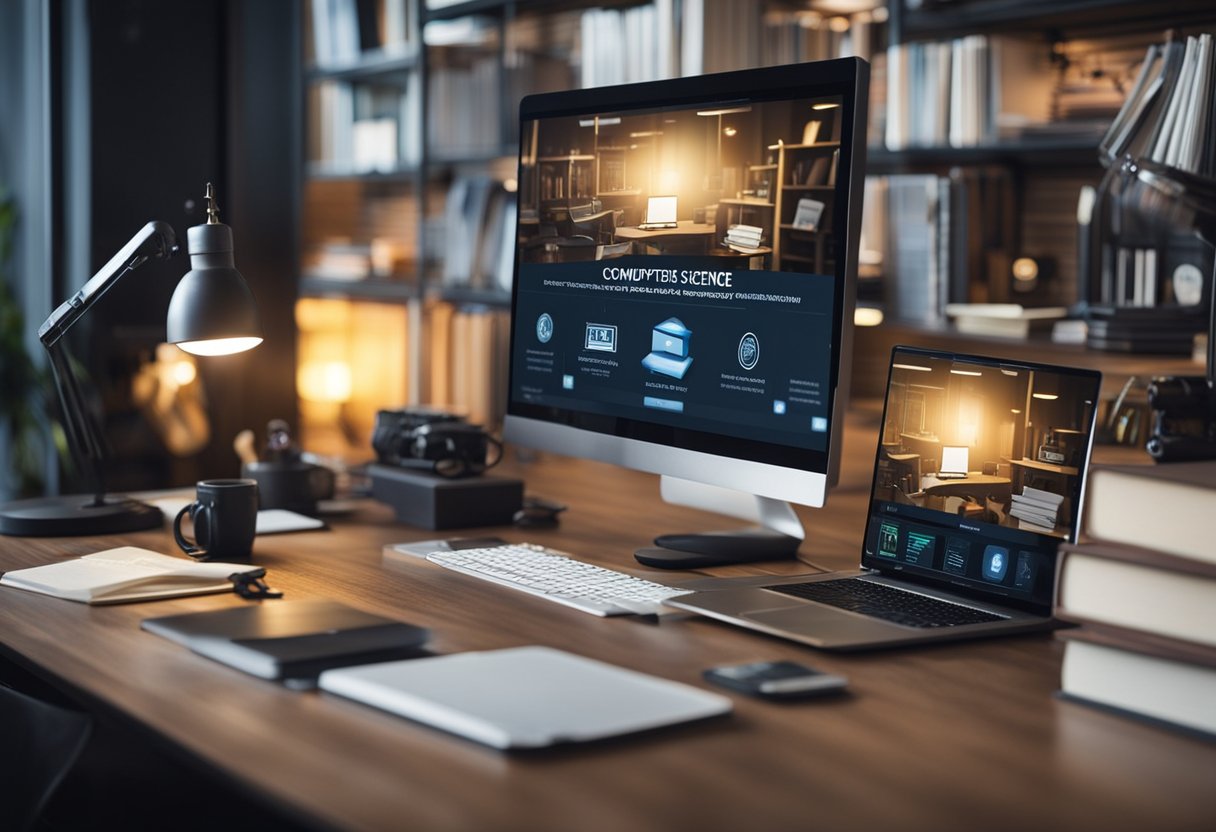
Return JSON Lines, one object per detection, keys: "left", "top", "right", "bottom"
{"left": 505, "top": 58, "right": 869, "bottom": 507}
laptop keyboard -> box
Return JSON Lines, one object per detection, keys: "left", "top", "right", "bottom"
{"left": 764, "top": 578, "right": 1006, "bottom": 629}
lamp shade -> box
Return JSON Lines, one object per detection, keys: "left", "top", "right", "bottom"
{"left": 167, "top": 221, "right": 263, "bottom": 355}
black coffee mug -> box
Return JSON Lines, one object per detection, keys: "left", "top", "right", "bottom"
{"left": 173, "top": 478, "right": 258, "bottom": 561}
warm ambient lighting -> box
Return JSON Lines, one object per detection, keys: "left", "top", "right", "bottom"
{"left": 171, "top": 358, "right": 198, "bottom": 386}
{"left": 578, "top": 116, "right": 621, "bottom": 127}
{"left": 1012, "top": 257, "right": 1039, "bottom": 282}
{"left": 723, "top": 126, "right": 738, "bottom": 137}
{"left": 177, "top": 336, "right": 264, "bottom": 357}
{"left": 951, "top": 368, "right": 983, "bottom": 376}
{"left": 893, "top": 362, "right": 933, "bottom": 372}
{"left": 298, "top": 360, "right": 354, "bottom": 403}
{"left": 853, "top": 307, "right": 883, "bottom": 327}
{"left": 1033, "top": 393, "right": 1060, "bottom": 400}
{"left": 812, "top": 102, "right": 840, "bottom": 110}
{"left": 696, "top": 105, "right": 752, "bottom": 116}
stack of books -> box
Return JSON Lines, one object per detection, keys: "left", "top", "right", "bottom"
{"left": 1009, "top": 485, "right": 1065, "bottom": 530}
{"left": 724, "top": 224, "right": 765, "bottom": 253}
{"left": 1054, "top": 461, "right": 1216, "bottom": 737}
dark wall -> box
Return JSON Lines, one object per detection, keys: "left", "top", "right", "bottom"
{"left": 77, "top": 0, "right": 299, "bottom": 491}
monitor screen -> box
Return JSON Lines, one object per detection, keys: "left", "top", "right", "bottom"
{"left": 504, "top": 59, "right": 869, "bottom": 564}
{"left": 864, "top": 347, "right": 1102, "bottom": 611}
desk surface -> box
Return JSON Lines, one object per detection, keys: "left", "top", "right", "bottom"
{"left": 1, "top": 409, "right": 1213, "bottom": 832}
{"left": 613, "top": 220, "right": 718, "bottom": 240}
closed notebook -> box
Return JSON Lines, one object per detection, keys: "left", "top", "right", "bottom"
{"left": 142, "top": 599, "right": 430, "bottom": 684}
{"left": 318, "top": 646, "right": 732, "bottom": 749}
{"left": 0, "top": 547, "right": 258, "bottom": 604}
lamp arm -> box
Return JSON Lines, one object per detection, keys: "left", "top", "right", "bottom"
{"left": 38, "top": 220, "right": 179, "bottom": 348}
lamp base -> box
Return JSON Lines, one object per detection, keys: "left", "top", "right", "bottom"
{"left": 0, "top": 494, "right": 164, "bottom": 537}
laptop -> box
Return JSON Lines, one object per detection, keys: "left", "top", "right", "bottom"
{"left": 666, "top": 346, "right": 1102, "bottom": 650}
{"left": 638, "top": 195, "right": 678, "bottom": 229}
{"left": 936, "top": 445, "right": 969, "bottom": 479}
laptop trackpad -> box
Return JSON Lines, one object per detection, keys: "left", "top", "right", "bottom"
{"left": 742, "top": 604, "right": 899, "bottom": 641}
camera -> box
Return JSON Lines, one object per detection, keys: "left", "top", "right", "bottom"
{"left": 372, "top": 408, "right": 502, "bottom": 477}
{"left": 1146, "top": 376, "right": 1216, "bottom": 462}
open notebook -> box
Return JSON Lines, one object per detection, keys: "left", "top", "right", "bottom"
{"left": 0, "top": 547, "right": 258, "bottom": 604}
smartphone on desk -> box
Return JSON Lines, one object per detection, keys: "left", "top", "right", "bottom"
{"left": 704, "top": 661, "right": 848, "bottom": 700}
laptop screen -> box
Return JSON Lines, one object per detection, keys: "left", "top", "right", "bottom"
{"left": 939, "top": 445, "right": 969, "bottom": 475}
{"left": 864, "top": 347, "right": 1102, "bottom": 614}
{"left": 644, "top": 195, "right": 677, "bottom": 224}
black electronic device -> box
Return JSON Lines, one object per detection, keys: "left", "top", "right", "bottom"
{"left": 372, "top": 408, "right": 502, "bottom": 478}
{"left": 141, "top": 599, "right": 430, "bottom": 688}
{"left": 703, "top": 660, "right": 848, "bottom": 699}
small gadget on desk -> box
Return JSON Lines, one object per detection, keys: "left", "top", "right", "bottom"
{"left": 371, "top": 407, "right": 502, "bottom": 478}
{"left": 665, "top": 346, "right": 1103, "bottom": 650}
{"left": 703, "top": 660, "right": 848, "bottom": 699}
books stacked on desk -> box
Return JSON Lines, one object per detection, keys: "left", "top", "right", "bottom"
{"left": 1054, "top": 461, "right": 1216, "bottom": 737}
{"left": 724, "top": 223, "right": 766, "bottom": 253}
{"left": 1009, "top": 485, "right": 1064, "bottom": 530}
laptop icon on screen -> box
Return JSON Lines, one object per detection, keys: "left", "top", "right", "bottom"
{"left": 936, "top": 446, "right": 969, "bottom": 479}
{"left": 638, "top": 195, "right": 678, "bottom": 229}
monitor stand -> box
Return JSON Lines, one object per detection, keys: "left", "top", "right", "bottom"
{"left": 634, "top": 476, "right": 804, "bottom": 569}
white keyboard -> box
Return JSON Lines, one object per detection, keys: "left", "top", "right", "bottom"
{"left": 426, "top": 543, "right": 692, "bottom": 617}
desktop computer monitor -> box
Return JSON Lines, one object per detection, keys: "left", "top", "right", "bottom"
{"left": 505, "top": 58, "right": 869, "bottom": 568}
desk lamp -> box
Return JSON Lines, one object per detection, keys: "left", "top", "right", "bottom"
{"left": 1121, "top": 159, "right": 1216, "bottom": 461}
{"left": 0, "top": 184, "right": 262, "bottom": 536}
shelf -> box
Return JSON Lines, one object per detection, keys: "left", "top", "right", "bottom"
{"left": 299, "top": 276, "right": 418, "bottom": 303}
{"left": 306, "top": 49, "right": 419, "bottom": 83}
{"left": 307, "top": 164, "right": 421, "bottom": 182}
{"left": 866, "top": 138, "right": 1102, "bottom": 171}
{"left": 767, "top": 141, "right": 840, "bottom": 151}
{"left": 781, "top": 185, "right": 835, "bottom": 192}
{"left": 429, "top": 148, "right": 516, "bottom": 166}
{"left": 719, "top": 198, "right": 774, "bottom": 207}
{"left": 900, "top": 0, "right": 1216, "bottom": 40}
{"left": 778, "top": 224, "right": 830, "bottom": 232}
{"left": 430, "top": 284, "right": 512, "bottom": 308}
{"left": 422, "top": 0, "right": 651, "bottom": 23}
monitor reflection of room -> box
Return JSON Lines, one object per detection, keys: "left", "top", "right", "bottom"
{"left": 877, "top": 353, "right": 1095, "bottom": 540}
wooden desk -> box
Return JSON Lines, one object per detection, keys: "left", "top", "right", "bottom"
{"left": 1, "top": 412, "right": 1213, "bottom": 832}
{"left": 613, "top": 221, "right": 718, "bottom": 253}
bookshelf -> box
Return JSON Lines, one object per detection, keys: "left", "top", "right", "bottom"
{"left": 874, "top": 0, "right": 1216, "bottom": 350}
{"left": 295, "top": 1, "right": 1213, "bottom": 459}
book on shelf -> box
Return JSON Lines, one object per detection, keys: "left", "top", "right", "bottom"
{"left": 0, "top": 547, "right": 260, "bottom": 605}
{"left": 791, "top": 198, "right": 825, "bottom": 232}
{"left": 1083, "top": 461, "right": 1215, "bottom": 564}
{"left": 309, "top": 0, "right": 413, "bottom": 68}
{"left": 582, "top": 2, "right": 675, "bottom": 89}
{"left": 887, "top": 34, "right": 1054, "bottom": 150}
{"left": 945, "top": 303, "right": 1069, "bottom": 338}
{"left": 1058, "top": 625, "right": 1216, "bottom": 738}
